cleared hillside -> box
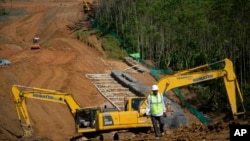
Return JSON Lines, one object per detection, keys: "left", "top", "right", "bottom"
{"left": 0, "top": 0, "right": 135, "bottom": 140}
{"left": 0, "top": 1, "right": 238, "bottom": 141}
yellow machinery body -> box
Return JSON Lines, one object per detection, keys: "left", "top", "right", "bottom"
{"left": 12, "top": 85, "right": 151, "bottom": 137}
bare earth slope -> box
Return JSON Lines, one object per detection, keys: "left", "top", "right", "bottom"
{"left": 0, "top": 1, "right": 133, "bottom": 140}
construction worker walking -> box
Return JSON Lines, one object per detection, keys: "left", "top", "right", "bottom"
{"left": 146, "top": 84, "right": 166, "bottom": 139}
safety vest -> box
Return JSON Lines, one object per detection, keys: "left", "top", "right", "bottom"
{"left": 150, "top": 94, "right": 163, "bottom": 115}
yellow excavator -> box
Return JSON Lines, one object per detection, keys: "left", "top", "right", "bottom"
{"left": 12, "top": 85, "right": 152, "bottom": 140}
{"left": 12, "top": 58, "right": 245, "bottom": 140}
{"left": 140, "top": 58, "right": 245, "bottom": 120}
{"left": 83, "top": 0, "right": 91, "bottom": 13}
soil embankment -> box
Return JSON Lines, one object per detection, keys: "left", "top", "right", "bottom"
{"left": 0, "top": 1, "right": 129, "bottom": 140}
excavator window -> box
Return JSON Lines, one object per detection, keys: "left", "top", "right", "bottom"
{"left": 33, "top": 37, "right": 40, "bottom": 44}
{"left": 131, "top": 98, "right": 144, "bottom": 111}
{"left": 125, "top": 98, "right": 145, "bottom": 111}
{"left": 76, "top": 109, "right": 90, "bottom": 128}
{"left": 76, "top": 108, "right": 99, "bottom": 128}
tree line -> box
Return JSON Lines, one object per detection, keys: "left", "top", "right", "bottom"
{"left": 93, "top": 0, "right": 250, "bottom": 115}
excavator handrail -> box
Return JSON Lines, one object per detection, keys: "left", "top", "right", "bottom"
{"left": 173, "top": 59, "right": 224, "bottom": 76}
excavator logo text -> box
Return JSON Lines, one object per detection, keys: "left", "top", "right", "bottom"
{"left": 33, "top": 93, "right": 61, "bottom": 101}
{"left": 193, "top": 74, "right": 213, "bottom": 82}
{"left": 177, "top": 76, "right": 193, "bottom": 80}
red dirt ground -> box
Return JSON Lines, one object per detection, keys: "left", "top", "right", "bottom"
{"left": 0, "top": 1, "right": 243, "bottom": 141}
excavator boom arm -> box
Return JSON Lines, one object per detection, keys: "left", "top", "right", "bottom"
{"left": 12, "top": 85, "right": 81, "bottom": 136}
{"left": 158, "top": 69, "right": 226, "bottom": 92}
{"left": 159, "top": 58, "right": 245, "bottom": 119}
{"left": 141, "top": 58, "right": 245, "bottom": 119}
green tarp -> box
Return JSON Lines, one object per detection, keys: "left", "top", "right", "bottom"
{"left": 129, "top": 53, "right": 141, "bottom": 60}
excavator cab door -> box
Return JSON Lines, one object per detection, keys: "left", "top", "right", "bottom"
{"left": 125, "top": 97, "right": 146, "bottom": 113}
{"left": 75, "top": 108, "right": 99, "bottom": 129}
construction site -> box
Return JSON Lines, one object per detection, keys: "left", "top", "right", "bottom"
{"left": 0, "top": 0, "right": 248, "bottom": 141}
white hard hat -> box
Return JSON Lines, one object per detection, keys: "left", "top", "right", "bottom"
{"left": 152, "top": 85, "right": 158, "bottom": 91}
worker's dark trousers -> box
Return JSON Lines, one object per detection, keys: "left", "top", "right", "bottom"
{"left": 151, "top": 115, "right": 165, "bottom": 137}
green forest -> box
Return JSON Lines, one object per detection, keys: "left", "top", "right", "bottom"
{"left": 92, "top": 0, "right": 250, "bottom": 117}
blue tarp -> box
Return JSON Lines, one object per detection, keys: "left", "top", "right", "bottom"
{"left": 0, "top": 59, "right": 11, "bottom": 65}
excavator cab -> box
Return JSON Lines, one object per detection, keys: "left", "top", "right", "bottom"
{"left": 30, "top": 37, "right": 41, "bottom": 50}
{"left": 76, "top": 108, "right": 99, "bottom": 129}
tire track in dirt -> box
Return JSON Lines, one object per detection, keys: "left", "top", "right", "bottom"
{"left": 22, "top": 48, "right": 80, "bottom": 140}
